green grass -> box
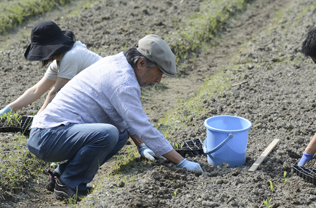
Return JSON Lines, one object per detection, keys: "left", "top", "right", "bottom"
{"left": 158, "top": 69, "right": 234, "bottom": 141}
{"left": 0, "top": 112, "right": 49, "bottom": 198}
{"left": 0, "top": 134, "right": 48, "bottom": 195}
{"left": 0, "top": 0, "right": 73, "bottom": 34}
{"left": 168, "top": 0, "right": 252, "bottom": 65}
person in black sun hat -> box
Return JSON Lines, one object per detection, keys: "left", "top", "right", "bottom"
{"left": 0, "top": 20, "right": 101, "bottom": 116}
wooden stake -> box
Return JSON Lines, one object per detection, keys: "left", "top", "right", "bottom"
{"left": 248, "top": 139, "right": 280, "bottom": 172}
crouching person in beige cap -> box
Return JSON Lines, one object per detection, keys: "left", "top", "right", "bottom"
{"left": 27, "top": 34, "right": 203, "bottom": 201}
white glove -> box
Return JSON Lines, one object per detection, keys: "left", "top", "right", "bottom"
{"left": 177, "top": 158, "right": 203, "bottom": 172}
{"left": 138, "top": 143, "right": 156, "bottom": 161}
{"left": 0, "top": 105, "right": 12, "bottom": 116}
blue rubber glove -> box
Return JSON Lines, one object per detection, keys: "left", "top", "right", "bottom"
{"left": 298, "top": 152, "right": 314, "bottom": 166}
{"left": 138, "top": 144, "right": 156, "bottom": 161}
{"left": 0, "top": 105, "right": 12, "bottom": 116}
{"left": 177, "top": 158, "right": 203, "bottom": 172}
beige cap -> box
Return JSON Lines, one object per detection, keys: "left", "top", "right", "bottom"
{"left": 137, "top": 34, "right": 177, "bottom": 77}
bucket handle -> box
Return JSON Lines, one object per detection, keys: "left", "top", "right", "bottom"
{"left": 203, "top": 133, "right": 233, "bottom": 155}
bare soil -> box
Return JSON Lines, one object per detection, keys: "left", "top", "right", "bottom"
{"left": 2, "top": 0, "right": 316, "bottom": 207}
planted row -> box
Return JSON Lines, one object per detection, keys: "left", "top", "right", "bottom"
{"left": 0, "top": 0, "right": 73, "bottom": 34}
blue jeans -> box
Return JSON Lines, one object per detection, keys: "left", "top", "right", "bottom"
{"left": 27, "top": 123, "right": 128, "bottom": 191}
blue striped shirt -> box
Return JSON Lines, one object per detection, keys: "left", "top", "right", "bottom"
{"left": 32, "top": 52, "right": 173, "bottom": 156}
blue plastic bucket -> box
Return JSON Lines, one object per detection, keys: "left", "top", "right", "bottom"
{"left": 203, "top": 115, "right": 252, "bottom": 167}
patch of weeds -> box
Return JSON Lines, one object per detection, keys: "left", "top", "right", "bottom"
{"left": 108, "top": 145, "right": 145, "bottom": 175}
{"left": 0, "top": 0, "right": 74, "bottom": 34}
{"left": 165, "top": 0, "right": 253, "bottom": 68}
{"left": 81, "top": 2, "right": 92, "bottom": 9}
{"left": 140, "top": 82, "right": 168, "bottom": 101}
{"left": 0, "top": 134, "right": 49, "bottom": 199}
{"left": 159, "top": 70, "right": 232, "bottom": 137}
{"left": 294, "top": 3, "right": 315, "bottom": 27}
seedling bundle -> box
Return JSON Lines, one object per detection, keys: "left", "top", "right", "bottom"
{"left": 174, "top": 138, "right": 204, "bottom": 157}
{"left": 0, "top": 115, "right": 33, "bottom": 136}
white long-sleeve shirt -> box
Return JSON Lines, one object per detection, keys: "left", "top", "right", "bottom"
{"left": 31, "top": 52, "right": 173, "bottom": 156}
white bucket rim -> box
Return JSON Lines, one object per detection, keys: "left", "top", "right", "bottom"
{"left": 204, "top": 115, "right": 252, "bottom": 133}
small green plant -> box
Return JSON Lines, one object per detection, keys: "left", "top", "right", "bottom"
{"left": 269, "top": 180, "right": 273, "bottom": 192}
{"left": 281, "top": 171, "right": 288, "bottom": 183}
{"left": 11, "top": 113, "right": 22, "bottom": 125}
{"left": 172, "top": 142, "right": 184, "bottom": 149}
{"left": 263, "top": 197, "right": 272, "bottom": 208}
{"left": 173, "top": 142, "right": 179, "bottom": 149}
{"left": 174, "top": 189, "right": 178, "bottom": 197}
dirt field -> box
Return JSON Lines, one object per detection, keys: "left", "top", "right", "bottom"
{"left": 2, "top": 0, "right": 316, "bottom": 207}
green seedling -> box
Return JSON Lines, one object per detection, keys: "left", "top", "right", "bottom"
{"left": 281, "top": 171, "right": 288, "bottom": 183}
{"left": 174, "top": 189, "right": 178, "bottom": 197}
{"left": 0, "top": 111, "right": 21, "bottom": 126}
{"left": 172, "top": 142, "right": 179, "bottom": 149}
{"left": 172, "top": 142, "right": 184, "bottom": 149}
{"left": 269, "top": 181, "right": 273, "bottom": 192}
{"left": 263, "top": 197, "right": 272, "bottom": 208}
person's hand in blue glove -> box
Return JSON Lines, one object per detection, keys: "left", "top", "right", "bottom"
{"left": 138, "top": 143, "right": 156, "bottom": 161}
{"left": 177, "top": 158, "right": 203, "bottom": 172}
{"left": 298, "top": 152, "right": 314, "bottom": 166}
{"left": 0, "top": 105, "right": 12, "bottom": 116}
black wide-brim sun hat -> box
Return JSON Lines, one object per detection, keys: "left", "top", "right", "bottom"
{"left": 24, "top": 21, "right": 75, "bottom": 61}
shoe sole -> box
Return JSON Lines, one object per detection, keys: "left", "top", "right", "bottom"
{"left": 54, "top": 189, "right": 72, "bottom": 201}
{"left": 54, "top": 189, "right": 83, "bottom": 203}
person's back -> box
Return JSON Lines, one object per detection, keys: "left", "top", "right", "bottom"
{"left": 45, "top": 41, "right": 101, "bottom": 81}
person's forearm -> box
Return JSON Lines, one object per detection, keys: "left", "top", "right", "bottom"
{"left": 38, "top": 91, "right": 56, "bottom": 113}
{"left": 129, "top": 134, "right": 143, "bottom": 147}
{"left": 9, "top": 87, "right": 43, "bottom": 111}
{"left": 305, "top": 133, "right": 316, "bottom": 154}
{"left": 163, "top": 149, "right": 184, "bottom": 164}
{"left": 129, "top": 134, "right": 183, "bottom": 163}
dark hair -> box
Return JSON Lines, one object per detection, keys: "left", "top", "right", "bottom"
{"left": 63, "top": 30, "right": 76, "bottom": 42}
{"left": 40, "top": 30, "right": 75, "bottom": 67}
{"left": 124, "top": 47, "right": 156, "bottom": 68}
{"left": 41, "top": 59, "right": 51, "bottom": 68}
{"left": 302, "top": 27, "right": 316, "bottom": 57}
{"left": 41, "top": 54, "right": 62, "bottom": 67}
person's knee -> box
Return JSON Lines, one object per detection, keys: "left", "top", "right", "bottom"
{"left": 94, "top": 125, "right": 119, "bottom": 148}
{"left": 27, "top": 130, "right": 40, "bottom": 157}
{"left": 27, "top": 136, "right": 47, "bottom": 160}
{"left": 107, "top": 125, "right": 120, "bottom": 144}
